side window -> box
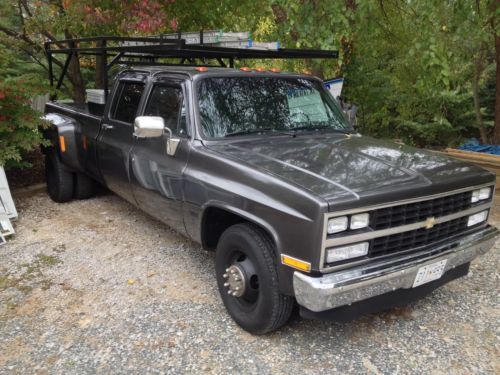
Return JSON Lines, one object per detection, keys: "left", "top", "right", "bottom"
{"left": 144, "top": 86, "right": 186, "bottom": 136}
{"left": 110, "top": 82, "right": 145, "bottom": 124}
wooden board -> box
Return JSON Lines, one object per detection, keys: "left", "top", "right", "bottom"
{"left": 444, "top": 148, "right": 500, "bottom": 191}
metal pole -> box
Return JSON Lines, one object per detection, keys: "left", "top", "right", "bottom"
{"left": 56, "top": 51, "right": 73, "bottom": 90}
{"left": 101, "top": 39, "right": 108, "bottom": 100}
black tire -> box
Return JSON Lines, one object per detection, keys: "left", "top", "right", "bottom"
{"left": 74, "top": 172, "right": 95, "bottom": 199}
{"left": 45, "top": 151, "right": 74, "bottom": 203}
{"left": 215, "top": 223, "right": 294, "bottom": 334}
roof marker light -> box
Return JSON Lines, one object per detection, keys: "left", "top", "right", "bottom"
{"left": 240, "top": 67, "right": 252, "bottom": 72}
{"left": 255, "top": 67, "right": 266, "bottom": 72}
{"left": 195, "top": 67, "right": 208, "bottom": 72}
{"left": 269, "top": 68, "right": 281, "bottom": 73}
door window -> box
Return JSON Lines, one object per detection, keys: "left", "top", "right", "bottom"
{"left": 144, "top": 86, "right": 186, "bottom": 136}
{"left": 110, "top": 82, "right": 145, "bottom": 124}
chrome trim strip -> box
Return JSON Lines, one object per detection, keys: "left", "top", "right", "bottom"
{"left": 324, "top": 202, "right": 491, "bottom": 248}
{"left": 296, "top": 226, "right": 498, "bottom": 312}
{"left": 319, "top": 183, "right": 495, "bottom": 272}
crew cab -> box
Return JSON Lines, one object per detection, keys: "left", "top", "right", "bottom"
{"left": 43, "top": 58, "right": 498, "bottom": 335}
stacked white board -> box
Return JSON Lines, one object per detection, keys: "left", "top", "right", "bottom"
{"left": 0, "top": 166, "right": 16, "bottom": 245}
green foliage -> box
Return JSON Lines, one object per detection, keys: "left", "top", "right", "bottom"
{"left": 273, "top": 0, "right": 498, "bottom": 147}
{"left": 0, "top": 80, "right": 50, "bottom": 168}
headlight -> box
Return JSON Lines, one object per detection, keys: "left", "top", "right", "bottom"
{"left": 467, "top": 210, "right": 488, "bottom": 227}
{"left": 326, "top": 242, "right": 369, "bottom": 263}
{"left": 471, "top": 187, "right": 491, "bottom": 203}
{"left": 327, "top": 213, "right": 370, "bottom": 234}
{"left": 350, "top": 213, "right": 370, "bottom": 229}
{"left": 327, "top": 216, "right": 348, "bottom": 234}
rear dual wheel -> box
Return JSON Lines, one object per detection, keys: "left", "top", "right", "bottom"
{"left": 45, "top": 150, "right": 95, "bottom": 202}
{"left": 215, "top": 223, "right": 293, "bottom": 334}
{"left": 45, "top": 151, "right": 73, "bottom": 203}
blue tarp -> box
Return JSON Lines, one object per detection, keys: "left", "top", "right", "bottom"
{"left": 457, "top": 139, "right": 500, "bottom": 155}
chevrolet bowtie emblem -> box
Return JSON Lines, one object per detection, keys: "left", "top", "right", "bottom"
{"left": 425, "top": 217, "right": 437, "bottom": 229}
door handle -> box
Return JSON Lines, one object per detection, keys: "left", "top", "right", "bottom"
{"left": 102, "top": 124, "right": 114, "bottom": 130}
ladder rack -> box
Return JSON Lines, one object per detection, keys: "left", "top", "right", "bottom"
{"left": 44, "top": 32, "right": 339, "bottom": 97}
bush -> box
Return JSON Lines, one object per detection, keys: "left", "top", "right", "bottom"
{"left": 0, "top": 78, "right": 50, "bottom": 168}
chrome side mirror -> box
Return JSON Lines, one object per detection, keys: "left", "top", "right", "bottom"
{"left": 134, "top": 116, "right": 164, "bottom": 138}
{"left": 164, "top": 127, "right": 180, "bottom": 156}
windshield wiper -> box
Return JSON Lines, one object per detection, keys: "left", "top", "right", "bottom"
{"left": 286, "top": 125, "right": 352, "bottom": 134}
{"left": 225, "top": 128, "right": 291, "bottom": 137}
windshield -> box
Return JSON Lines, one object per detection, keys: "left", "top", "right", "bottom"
{"left": 197, "top": 76, "right": 351, "bottom": 138}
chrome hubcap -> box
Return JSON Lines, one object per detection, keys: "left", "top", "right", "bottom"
{"left": 222, "top": 265, "right": 246, "bottom": 297}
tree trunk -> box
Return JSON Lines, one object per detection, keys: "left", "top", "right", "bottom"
{"left": 472, "top": 49, "right": 488, "bottom": 144}
{"left": 493, "top": 32, "right": 500, "bottom": 144}
{"left": 67, "top": 54, "right": 86, "bottom": 103}
{"left": 64, "top": 30, "right": 85, "bottom": 103}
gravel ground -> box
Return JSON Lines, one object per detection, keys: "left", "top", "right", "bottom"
{"left": 0, "top": 191, "right": 499, "bottom": 374}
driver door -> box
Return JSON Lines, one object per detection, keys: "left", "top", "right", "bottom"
{"left": 129, "top": 81, "right": 190, "bottom": 234}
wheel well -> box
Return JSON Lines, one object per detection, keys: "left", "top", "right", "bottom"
{"left": 201, "top": 206, "right": 279, "bottom": 251}
{"left": 201, "top": 207, "right": 246, "bottom": 250}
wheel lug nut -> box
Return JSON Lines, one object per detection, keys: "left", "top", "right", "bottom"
{"left": 223, "top": 273, "right": 228, "bottom": 278}
{"left": 232, "top": 292, "right": 238, "bottom": 296}
{"left": 224, "top": 282, "right": 229, "bottom": 287}
{"left": 227, "top": 290, "right": 232, "bottom": 295}
{"left": 225, "top": 268, "right": 230, "bottom": 272}
{"left": 235, "top": 287, "right": 240, "bottom": 291}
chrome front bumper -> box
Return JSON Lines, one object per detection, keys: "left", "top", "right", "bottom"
{"left": 294, "top": 225, "right": 499, "bottom": 312}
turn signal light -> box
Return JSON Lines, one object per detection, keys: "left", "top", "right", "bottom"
{"left": 281, "top": 254, "right": 311, "bottom": 272}
{"left": 59, "top": 135, "right": 66, "bottom": 153}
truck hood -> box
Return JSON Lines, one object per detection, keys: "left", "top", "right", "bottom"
{"left": 204, "top": 134, "right": 494, "bottom": 210}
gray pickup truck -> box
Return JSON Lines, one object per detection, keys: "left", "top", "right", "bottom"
{"left": 43, "top": 38, "right": 498, "bottom": 334}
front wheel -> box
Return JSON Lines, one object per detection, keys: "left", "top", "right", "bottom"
{"left": 215, "top": 223, "right": 293, "bottom": 334}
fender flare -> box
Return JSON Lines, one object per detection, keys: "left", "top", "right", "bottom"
{"left": 43, "top": 112, "right": 83, "bottom": 172}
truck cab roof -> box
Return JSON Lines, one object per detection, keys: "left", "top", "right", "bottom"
{"left": 118, "top": 66, "right": 310, "bottom": 80}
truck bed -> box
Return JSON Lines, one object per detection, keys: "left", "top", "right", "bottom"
{"left": 46, "top": 101, "right": 104, "bottom": 118}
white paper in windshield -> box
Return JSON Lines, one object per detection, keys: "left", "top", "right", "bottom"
{"left": 287, "top": 89, "right": 329, "bottom": 123}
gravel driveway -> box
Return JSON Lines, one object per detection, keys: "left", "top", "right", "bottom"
{"left": 0, "top": 191, "right": 499, "bottom": 374}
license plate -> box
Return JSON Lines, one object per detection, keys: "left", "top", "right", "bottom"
{"left": 412, "top": 259, "right": 448, "bottom": 288}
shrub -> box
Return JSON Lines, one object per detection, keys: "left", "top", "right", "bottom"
{"left": 0, "top": 78, "right": 50, "bottom": 168}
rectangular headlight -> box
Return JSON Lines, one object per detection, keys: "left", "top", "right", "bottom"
{"left": 326, "top": 242, "right": 369, "bottom": 263}
{"left": 479, "top": 187, "right": 491, "bottom": 200}
{"left": 467, "top": 210, "right": 488, "bottom": 227}
{"left": 327, "top": 216, "right": 348, "bottom": 234}
{"left": 472, "top": 187, "right": 491, "bottom": 203}
{"left": 350, "top": 213, "right": 369, "bottom": 230}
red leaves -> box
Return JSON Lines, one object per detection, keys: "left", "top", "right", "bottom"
{"left": 121, "top": 0, "right": 167, "bottom": 34}
{"left": 170, "top": 18, "right": 178, "bottom": 31}
{"left": 0, "top": 91, "right": 5, "bottom": 100}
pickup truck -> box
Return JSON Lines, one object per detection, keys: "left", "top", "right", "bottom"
{"left": 43, "top": 65, "right": 498, "bottom": 334}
